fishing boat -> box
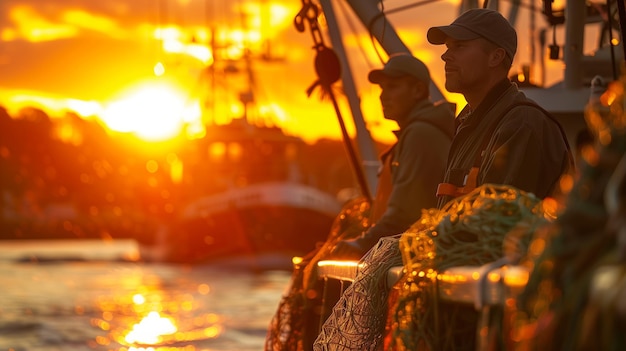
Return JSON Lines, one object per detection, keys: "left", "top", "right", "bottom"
{"left": 159, "top": 117, "right": 344, "bottom": 264}
{"left": 144, "top": 27, "right": 348, "bottom": 263}
{"left": 271, "top": 0, "right": 625, "bottom": 350}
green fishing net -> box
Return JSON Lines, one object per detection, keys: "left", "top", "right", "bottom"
{"left": 387, "top": 184, "right": 551, "bottom": 351}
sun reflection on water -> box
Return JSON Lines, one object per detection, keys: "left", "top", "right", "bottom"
{"left": 88, "top": 283, "right": 225, "bottom": 350}
{"left": 125, "top": 311, "right": 177, "bottom": 344}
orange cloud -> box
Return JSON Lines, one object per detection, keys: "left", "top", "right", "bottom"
{"left": 5, "top": 5, "right": 128, "bottom": 42}
{"left": 9, "top": 5, "right": 78, "bottom": 42}
{"left": 62, "top": 9, "right": 123, "bottom": 38}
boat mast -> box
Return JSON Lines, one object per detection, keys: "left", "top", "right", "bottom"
{"left": 563, "top": 0, "right": 585, "bottom": 90}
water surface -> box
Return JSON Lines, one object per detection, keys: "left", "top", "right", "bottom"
{"left": 0, "top": 241, "right": 292, "bottom": 351}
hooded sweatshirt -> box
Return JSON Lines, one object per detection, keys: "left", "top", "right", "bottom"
{"left": 361, "top": 98, "right": 455, "bottom": 247}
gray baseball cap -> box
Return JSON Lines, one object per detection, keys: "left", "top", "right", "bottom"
{"left": 427, "top": 8, "right": 517, "bottom": 60}
{"left": 368, "top": 54, "right": 431, "bottom": 84}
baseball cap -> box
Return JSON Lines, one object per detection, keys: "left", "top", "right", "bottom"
{"left": 368, "top": 54, "right": 431, "bottom": 84}
{"left": 427, "top": 8, "right": 517, "bottom": 60}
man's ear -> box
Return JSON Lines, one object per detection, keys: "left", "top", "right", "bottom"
{"left": 413, "top": 81, "right": 428, "bottom": 100}
{"left": 488, "top": 47, "right": 506, "bottom": 68}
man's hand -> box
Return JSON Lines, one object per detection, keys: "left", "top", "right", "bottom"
{"left": 330, "top": 238, "right": 368, "bottom": 260}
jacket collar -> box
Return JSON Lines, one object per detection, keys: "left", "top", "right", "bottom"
{"left": 456, "top": 79, "right": 512, "bottom": 130}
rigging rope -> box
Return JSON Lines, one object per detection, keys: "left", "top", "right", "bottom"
{"left": 616, "top": 0, "right": 626, "bottom": 62}
{"left": 293, "top": 0, "right": 372, "bottom": 202}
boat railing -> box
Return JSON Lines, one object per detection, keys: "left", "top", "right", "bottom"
{"left": 317, "top": 259, "right": 529, "bottom": 304}
{"left": 316, "top": 259, "right": 529, "bottom": 351}
{"left": 316, "top": 259, "right": 624, "bottom": 350}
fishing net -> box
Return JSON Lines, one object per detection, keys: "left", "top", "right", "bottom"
{"left": 312, "top": 232, "right": 411, "bottom": 351}
{"left": 513, "top": 75, "right": 626, "bottom": 350}
{"left": 265, "top": 196, "right": 372, "bottom": 351}
{"left": 313, "top": 184, "right": 551, "bottom": 351}
{"left": 386, "top": 184, "right": 552, "bottom": 351}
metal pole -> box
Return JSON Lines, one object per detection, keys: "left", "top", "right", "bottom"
{"left": 344, "top": 0, "right": 446, "bottom": 102}
{"left": 563, "top": 0, "right": 585, "bottom": 89}
{"left": 319, "top": 0, "right": 379, "bottom": 198}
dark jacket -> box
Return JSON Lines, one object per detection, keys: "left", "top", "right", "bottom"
{"left": 362, "top": 99, "right": 454, "bottom": 246}
{"left": 437, "top": 79, "right": 574, "bottom": 208}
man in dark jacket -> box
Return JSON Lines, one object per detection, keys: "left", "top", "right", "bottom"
{"left": 331, "top": 53, "right": 455, "bottom": 259}
{"left": 427, "top": 8, "right": 574, "bottom": 208}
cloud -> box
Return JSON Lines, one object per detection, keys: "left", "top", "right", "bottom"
{"left": 2, "top": 2, "right": 143, "bottom": 43}
{"left": 6, "top": 5, "right": 79, "bottom": 42}
{"left": 63, "top": 9, "right": 124, "bottom": 38}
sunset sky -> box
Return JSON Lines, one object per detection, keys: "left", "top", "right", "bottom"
{"left": 0, "top": 0, "right": 570, "bottom": 144}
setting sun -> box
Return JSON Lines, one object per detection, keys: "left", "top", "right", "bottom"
{"left": 100, "top": 80, "right": 201, "bottom": 141}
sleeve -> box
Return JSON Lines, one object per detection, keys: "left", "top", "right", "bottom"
{"left": 364, "top": 122, "right": 450, "bottom": 242}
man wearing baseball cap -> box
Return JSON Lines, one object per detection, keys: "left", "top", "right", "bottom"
{"left": 427, "top": 8, "right": 574, "bottom": 208}
{"left": 331, "top": 53, "right": 454, "bottom": 259}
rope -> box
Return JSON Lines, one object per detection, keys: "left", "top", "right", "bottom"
{"left": 293, "top": 0, "right": 372, "bottom": 202}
